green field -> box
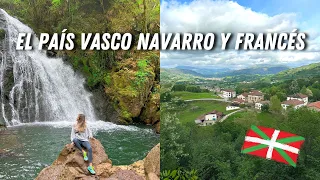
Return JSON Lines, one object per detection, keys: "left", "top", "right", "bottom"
{"left": 168, "top": 100, "right": 229, "bottom": 124}
{"left": 227, "top": 110, "right": 280, "bottom": 128}
{"left": 172, "top": 92, "right": 220, "bottom": 100}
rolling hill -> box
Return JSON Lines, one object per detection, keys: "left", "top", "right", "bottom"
{"left": 272, "top": 62, "right": 320, "bottom": 80}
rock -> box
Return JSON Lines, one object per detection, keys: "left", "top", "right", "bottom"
{"left": 113, "top": 160, "right": 145, "bottom": 178}
{"left": 147, "top": 173, "right": 159, "bottom": 180}
{"left": 0, "top": 29, "right": 5, "bottom": 40}
{"left": 106, "top": 170, "right": 144, "bottom": 180}
{"left": 104, "top": 54, "right": 160, "bottom": 128}
{"left": 154, "top": 122, "right": 160, "bottom": 134}
{"left": 141, "top": 89, "right": 160, "bottom": 134}
{"left": 36, "top": 139, "right": 159, "bottom": 180}
{"left": 0, "top": 124, "right": 6, "bottom": 131}
{"left": 36, "top": 138, "right": 112, "bottom": 180}
{"left": 144, "top": 143, "right": 160, "bottom": 180}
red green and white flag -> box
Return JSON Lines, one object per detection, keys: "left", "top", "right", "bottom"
{"left": 241, "top": 125, "right": 305, "bottom": 167}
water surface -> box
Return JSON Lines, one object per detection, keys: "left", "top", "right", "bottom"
{"left": 0, "top": 122, "right": 159, "bottom": 179}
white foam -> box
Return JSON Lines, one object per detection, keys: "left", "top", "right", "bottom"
{"left": 9, "top": 120, "right": 153, "bottom": 133}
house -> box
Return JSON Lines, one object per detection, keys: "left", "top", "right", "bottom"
{"left": 287, "top": 93, "right": 308, "bottom": 105}
{"left": 232, "top": 98, "right": 245, "bottom": 105}
{"left": 281, "top": 99, "right": 305, "bottom": 110}
{"left": 307, "top": 101, "right": 320, "bottom": 111}
{"left": 221, "top": 89, "right": 236, "bottom": 99}
{"left": 237, "top": 93, "right": 249, "bottom": 101}
{"left": 247, "top": 90, "right": 264, "bottom": 103}
{"left": 255, "top": 101, "right": 270, "bottom": 110}
{"left": 194, "top": 110, "right": 224, "bottom": 126}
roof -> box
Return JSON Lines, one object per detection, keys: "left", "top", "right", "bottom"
{"left": 233, "top": 98, "right": 245, "bottom": 103}
{"left": 256, "top": 101, "right": 270, "bottom": 105}
{"left": 206, "top": 110, "right": 223, "bottom": 116}
{"left": 222, "top": 89, "right": 235, "bottom": 92}
{"left": 196, "top": 110, "right": 224, "bottom": 120}
{"left": 281, "top": 99, "right": 304, "bottom": 106}
{"left": 248, "top": 90, "right": 263, "bottom": 96}
{"left": 196, "top": 115, "right": 206, "bottom": 121}
{"left": 239, "top": 93, "right": 249, "bottom": 97}
{"left": 307, "top": 101, "right": 320, "bottom": 109}
{"left": 288, "top": 93, "right": 308, "bottom": 98}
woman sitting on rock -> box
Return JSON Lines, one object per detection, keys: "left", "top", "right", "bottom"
{"left": 71, "top": 114, "right": 95, "bottom": 175}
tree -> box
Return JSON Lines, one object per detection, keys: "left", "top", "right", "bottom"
{"left": 161, "top": 114, "right": 187, "bottom": 170}
{"left": 270, "top": 95, "right": 282, "bottom": 113}
{"left": 172, "top": 84, "right": 186, "bottom": 91}
{"left": 160, "top": 92, "right": 172, "bottom": 102}
{"left": 289, "top": 79, "right": 299, "bottom": 94}
{"left": 261, "top": 104, "right": 269, "bottom": 112}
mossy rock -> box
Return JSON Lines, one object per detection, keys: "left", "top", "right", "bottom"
{"left": 0, "top": 121, "right": 6, "bottom": 131}
{"left": 0, "top": 29, "right": 5, "bottom": 40}
{"left": 105, "top": 53, "right": 159, "bottom": 124}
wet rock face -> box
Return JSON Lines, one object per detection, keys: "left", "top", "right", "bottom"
{"left": 104, "top": 54, "right": 160, "bottom": 133}
{"left": 90, "top": 88, "right": 119, "bottom": 123}
{"left": 36, "top": 139, "right": 160, "bottom": 180}
{"left": 0, "top": 13, "right": 12, "bottom": 126}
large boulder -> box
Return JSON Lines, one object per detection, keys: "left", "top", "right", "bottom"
{"left": 36, "top": 138, "right": 112, "bottom": 180}
{"left": 144, "top": 143, "right": 160, "bottom": 180}
{"left": 36, "top": 139, "right": 159, "bottom": 180}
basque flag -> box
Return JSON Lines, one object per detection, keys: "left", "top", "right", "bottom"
{"left": 241, "top": 125, "right": 305, "bottom": 167}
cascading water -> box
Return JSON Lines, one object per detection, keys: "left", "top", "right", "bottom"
{"left": 0, "top": 9, "right": 97, "bottom": 125}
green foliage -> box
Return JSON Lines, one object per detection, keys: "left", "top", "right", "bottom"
{"left": 172, "top": 84, "right": 186, "bottom": 91}
{"left": 160, "top": 92, "right": 172, "bottom": 102}
{"left": 160, "top": 168, "right": 199, "bottom": 180}
{"left": 135, "top": 59, "right": 152, "bottom": 86}
{"left": 261, "top": 104, "right": 269, "bottom": 112}
{"left": 270, "top": 95, "right": 282, "bottom": 113}
{"left": 161, "top": 113, "right": 188, "bottom": 170}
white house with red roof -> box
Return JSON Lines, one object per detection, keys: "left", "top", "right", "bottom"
{"left": 287, "top": 93, "right": 308, "bottom": 105}
{"left": 194, "top": 110, "right": 224, "bottom": 126}
{"left": 281, "top": 99, "right": 305, "bottom": 110}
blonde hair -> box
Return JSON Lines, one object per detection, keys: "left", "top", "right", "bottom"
{"left": 75, "top": 114, "right": 86, "bottom": 132}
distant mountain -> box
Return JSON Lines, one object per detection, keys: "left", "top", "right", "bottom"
{"left": 176, "top": 66, "right": 230, "bottom": 77}
{"left": 160, "top": 68, "right": 201, "bottom": 83}
{"left": 216, "top": 65, "right": 289, "bottom": 77}
{"left": 176, "top": 68, "right": 205, "bottom": 77}
{"left": 272, "top": 62, "right": 320, "bottom": 80}
{"left": 174, "top": 65, "right": 289, "bottom": 77}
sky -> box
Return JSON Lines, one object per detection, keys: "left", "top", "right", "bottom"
{"left": 160, "top": 0, "right": 320, "bottom": 69}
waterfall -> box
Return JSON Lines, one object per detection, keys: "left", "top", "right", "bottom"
{"left": 0, "top": 9, "right": 97, "bottom": 125}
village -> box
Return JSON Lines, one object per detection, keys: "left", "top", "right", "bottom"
{"left": 195, "top": 89, "right": 320, "bottom": 126}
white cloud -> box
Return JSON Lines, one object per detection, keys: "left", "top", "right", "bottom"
{"left": 160, "top": 0, "right": 320, "bottom": 68}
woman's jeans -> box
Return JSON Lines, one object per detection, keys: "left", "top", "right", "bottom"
{"left": 72, "top": 138, "right": 93, "bottom": 163}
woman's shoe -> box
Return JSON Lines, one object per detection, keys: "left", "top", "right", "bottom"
{"left": 83, "top": 151, "right": 88, "bottom": 161}
{"left": 88, "top": 166, "right": 96, "bottom": 174}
